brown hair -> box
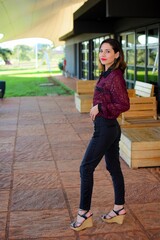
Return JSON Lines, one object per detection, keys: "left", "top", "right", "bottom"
{"left": 98, "top": 38, "right": 127, "bottom": 73}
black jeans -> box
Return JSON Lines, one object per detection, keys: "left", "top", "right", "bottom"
{"left": 79, "top": 116, "right": 125, "bottom": 211}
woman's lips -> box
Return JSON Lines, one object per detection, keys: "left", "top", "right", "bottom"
{"left": 101, "top": 58, "right": 106, "bottom": 61}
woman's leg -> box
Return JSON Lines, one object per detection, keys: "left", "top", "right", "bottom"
{"left": 79, "top": 118, "right": 119, "bottom": 210}
{"left": 105, "top": 124, "right": 125, "bottom": 205}
{"left": 101, "top": 123, "right": 126, "bottom": 224}
{"left": 104, "top": 124, "right": 125, "bottom": 205}
{"left": 71, "top": 118, "right": 121, "bottom": 230}
{"left": 79, "top": 137, "right": 104, "bottom": 210}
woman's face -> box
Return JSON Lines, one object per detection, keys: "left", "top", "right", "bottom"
{"left": 99, "top": 42, "right": 119, "bottom": 70}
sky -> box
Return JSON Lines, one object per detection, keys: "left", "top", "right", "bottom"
{"left": 0, "top": 37, "right": 54, "bottom": 50}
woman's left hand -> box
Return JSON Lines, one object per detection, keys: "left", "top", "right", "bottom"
{"left": 90, "top": 104, "right": 99, "bottom": 121}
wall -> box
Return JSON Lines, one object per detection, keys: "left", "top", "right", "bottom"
{"left": 65, "top": 44, "right": 75, "bottom": 77}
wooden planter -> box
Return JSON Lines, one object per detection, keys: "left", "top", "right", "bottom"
{"left": 120, "top": 127, "right": 160, "bottom": 168}
{"left": 74, "top": 80, "right": 97, "bottom": 113}
{"left": 74, "top": 93, "right": 93, "bottom": 113}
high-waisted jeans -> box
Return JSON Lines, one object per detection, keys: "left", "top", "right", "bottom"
{"left": 79, "top": 116, "right": 125, "bottom": 211}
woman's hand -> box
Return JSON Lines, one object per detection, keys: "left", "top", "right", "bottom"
{"left": 90, "top": 104, "right": 99, "bottom": 121}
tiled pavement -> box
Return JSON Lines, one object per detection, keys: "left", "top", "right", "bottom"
{"left": 0, "top": 75, "right": 160, "bottom": 240}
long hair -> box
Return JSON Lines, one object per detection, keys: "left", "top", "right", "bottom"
{"left": 98, "top": 38, "right": 127, "bottom": 73}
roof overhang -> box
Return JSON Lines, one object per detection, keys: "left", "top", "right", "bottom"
{"left": 60, "top": 0, "right": 160, "bottom": 41}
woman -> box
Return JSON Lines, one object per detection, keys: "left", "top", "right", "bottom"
{"left": 70, "top": 38, "right": 130, "bottom": 231}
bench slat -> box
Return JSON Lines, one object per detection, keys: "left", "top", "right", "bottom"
{"left": 122, "top": 97, "right": 157, "bottom": 120}
{"left": 134, "top": 81, "right": 154, "bottom": 97}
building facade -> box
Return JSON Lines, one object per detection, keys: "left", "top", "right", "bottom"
{"left": 60, "top": 0, "right": 160, "bottom": 111}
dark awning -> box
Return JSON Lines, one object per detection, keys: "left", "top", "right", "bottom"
{"left": 60, "top": 0, "right": 160, "bottom": 41}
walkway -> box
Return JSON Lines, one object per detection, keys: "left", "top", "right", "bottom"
{"left": 0, "top": 75, "right": 160, "bottom": 240}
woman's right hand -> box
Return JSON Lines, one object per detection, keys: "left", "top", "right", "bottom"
{"left": 90, "top": 104, "right": 99, "bottom": 121}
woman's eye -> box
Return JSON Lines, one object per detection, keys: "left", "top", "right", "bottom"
{"left": 99, "top": 49, "right": 110, "bottom": 53}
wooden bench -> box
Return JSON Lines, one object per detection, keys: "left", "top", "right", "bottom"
{"left": 127, "top": 89, "right": 136, "bottom": 97}
{"left": 134, "top": 81, "right": 154, "bottom": 97}
{"left": 120, "top": 127, "right": 160, "bottom": 168}
{"left": 74, "top": 80, "right": 97, "bottom": 113}
{"left": 122, "top": 96, "right": 157, "bottom": 120}
{"left": 75, "top": 93, "right": 93, "bottom": 113}
{"left": 122, "top": 95, "right": 157, "bottom": 118}
{"left": 118, "top": 96, "right": 160, "bottom": 128}
{"left": 76, "top": 80, "right": 97, "bottom": 95}
{"left": 126, "top": 81, "right": 154, "bottom": 99}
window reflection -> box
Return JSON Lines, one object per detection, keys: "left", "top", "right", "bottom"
{"left": 121, "top": 33, "right": 135, "bottom": 82}
{"left": 147, "top": 28, "right": 158, "bottom": 82}
{"left": 127, "top": 34, "right": 135, "bottom": 47}
{"left": 137, "top": 30, "right": 146, "bottom": 45}
{"left": 126, "top": 66, "right": 135, "bottom": 80}
{"left": 148, "top": 28, "right": 158, "bottom": 45}
{"left": 137, "top": 49, "right": 145, "bottom": 66}
{"left": 148, "top": 48, "right": 158, "bottom": 66}
{"left": 92, "top": 38, "right": 100, "bottom": 79}
{"left": 127, "top": 49, "right": 134, "bottom": 65}
{"left": 121, "top": 26, "right": 159, "bottom": 85}
{"left": 121, "top": 35, "right": 126, "bottom": 47}
{"left": 136, "top": 67, "right": 145, "bottom": 81}
{"left": 81, "top": 41, "right": 89, "bottom": 79}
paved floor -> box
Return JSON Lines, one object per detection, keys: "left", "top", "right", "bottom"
{"left": 0, "top": 75, "right": 160, "bottom": 240}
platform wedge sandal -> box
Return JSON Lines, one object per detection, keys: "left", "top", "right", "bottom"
{"left": 70, "top": 210, "right": 93, "bottom": 231}
{"left": 101, "top": 207, "right": 126, "bottom": 224}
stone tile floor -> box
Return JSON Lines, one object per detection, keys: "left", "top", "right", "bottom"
{"left": 0, "top": 75, "right": 160, "bottom": 240}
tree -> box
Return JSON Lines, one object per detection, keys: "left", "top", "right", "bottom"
{"left": 13, "top": 45, "right": 33, "bottom": 62}
{"left": 0, "top": 47, "right": 12, "bottom": 64}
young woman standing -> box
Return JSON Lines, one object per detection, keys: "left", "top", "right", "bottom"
{"left": 70, "top": 38, "right": 130, "bottom": 231}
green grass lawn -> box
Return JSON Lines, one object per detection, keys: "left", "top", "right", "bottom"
{"left": 0, "top": 68, "right": 74, "bottom": 97}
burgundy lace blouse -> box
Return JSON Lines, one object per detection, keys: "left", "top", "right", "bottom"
{"left": 93, "top": 68, "right": 130, "bottom": 119}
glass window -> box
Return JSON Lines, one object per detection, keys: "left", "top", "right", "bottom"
{"left": 136, "top": 30, "right": 146, "bottom": 45}
{"left": 81, "top": 41, "right": 89, "bottom": 79}
{"left": 136, "top": 49, "right": 145, "bottom": 66}
{"left": 120, "top": 26, "right": 159, "bottom": 106}
{"left": 136, "top": 67, "right": 145, "bottom": 81}
{"left": 121, "top": 35, "right": 126, "bottom": 48}
{"left": 121, "top": 33, "right": 135, "bottom": 81}
{"left": 136, "top": 30, "right": 146, "bottom": 79}
{"left": 148, "top": 48, "right": 158, "bottom": 66}
{"left": 147, "top": 47, "right": 158, "bottom": 83}
{"left": 147, "top": 28, "right": 159, "bottom": 84}
{"left": 126, "top": 66, "right": 135, "bottom": 80}
{"left": 92, "top": 38, "right": 100, "bottom": 79}
{"left": 147, "top": 28, "right": 158, "bottom": 45}
{"left": 127, "top": 49, "right": 135, "bottom": 65}
{"left": 127, "top": 34, "right": 135, "bottom": 47}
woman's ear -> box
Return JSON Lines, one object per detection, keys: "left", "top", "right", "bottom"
{"left": 115, "top": 51, "right": 120, "bottom": 59}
